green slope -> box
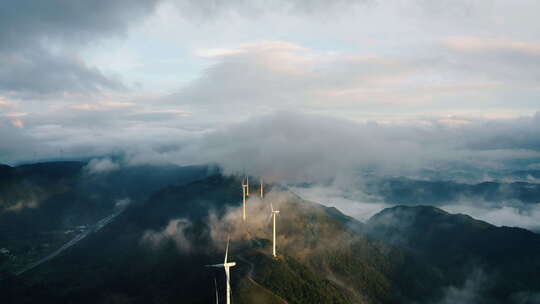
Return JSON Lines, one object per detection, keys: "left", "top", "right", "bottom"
{"left": 366, "top": 205, "right": 540, "bottom": 303}
{"left": 3, "top": 174, "right": 538, "bottom": 304}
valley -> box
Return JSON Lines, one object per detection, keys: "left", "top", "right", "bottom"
{"left": 2, "top": 163, "right": 539, "bottom": 303}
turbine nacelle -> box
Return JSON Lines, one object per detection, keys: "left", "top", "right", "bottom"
{"left": 242, "top": 175, "right": 249, "bottom": 196}
{"left": 270, "top": 202, "right": 280, "bottom": 214}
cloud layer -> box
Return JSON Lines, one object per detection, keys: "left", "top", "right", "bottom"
{"left": 1, "top": 0, "right": 539, "bottom": 167}
{"left": 0, "top": 0, "right": 160, "bottom": 98}
{"left": 1, "top": 0, "right": 540, "bottom": 235}
{"left": 175, "top": 111, "right": 540, "bottom": 182}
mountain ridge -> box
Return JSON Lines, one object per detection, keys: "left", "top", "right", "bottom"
{"left": 2, "top": 167, "right": 540, "bottom": 303}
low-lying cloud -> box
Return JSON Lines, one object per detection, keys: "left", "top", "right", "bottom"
{"left": 172, "top": 111, "right": 540, "bottom": 183}
{"left": 206, "top": 191, "right": 287, "bottom": 247}
{"left": 290, "top": 184, "right": 389, "bottom": 221}
{"left": 10, "top": 110, "right": 537, "bottom": 186}
{"left": 436, "top": 269, "right": 488, "bottom": 304}
{"left": 141, "top": 218, "right": 194, "bottom": 253}
{"left": 441, "top": 202, "right": 540, "bottom": 232}
{"left": 3, "top": 200, "right": 39, "bottom": 213}
{"left": 84, "top": 157, "right": 120, "bottom": 174}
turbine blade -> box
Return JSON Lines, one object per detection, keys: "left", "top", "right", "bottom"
{"left": 206, "top": 263, "right": 225, "bottom": 267}
{"left": 224, "top": 237, "right": 229, "bottom": 264}
{"left": 270, "top": 201, "right": 274, "bottom": 212}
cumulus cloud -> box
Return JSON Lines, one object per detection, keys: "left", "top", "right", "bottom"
{"left": 206, "top": 192, "right": 279, "bottom": 246}
{"left": 436, "top": 270, "right": 487, "bottom": 304}
{"left": 137, "top": 190, "right": 292, "bottom": 257}
{"left": 205, "top": 188, "right": 355, "bottom": 260}
{"left": 2, "top": 1, "right": 540, "bottom": 231}
{"left": 157, "top": 1, "right": 540, "bottom": 117}
{"left": 169, "top": 111, "right": 540, "bottom": 183}
{"left": 141, "top": 218, "right": 194, "bottom": 253}
{"left": 0, "top": 0, "right": 160, "bottom": 98}
{"left": 176, "top": 112, "right": 435, "bottom": 181}
{"left": 2, "top": 0, "right": 539, "bottom": 168}
{"left": 4, "top": 108, "right": 540, "bottom": 187}
{"left": 0, "top": 48, "right": 125, "bottom": 98}
{"left": 3, "top": 200, "right": 39, "bottom": 213}
{"left": 84, "top": 158, "right": 120, "bottom": 174}
{"left": 170, "top": 40, "right": 434, "bottom": 113}
{"left": 114, "top": 198, "right": 132, "bottom": 209}
{"left": 0, "top": 1, "right": 160, "bottom": 48}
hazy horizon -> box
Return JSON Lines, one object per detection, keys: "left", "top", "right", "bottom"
{"left": 1, "top": 1, "right": 540, "bottom": 176}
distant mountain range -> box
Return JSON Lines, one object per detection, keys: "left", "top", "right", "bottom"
{"left": 368, "top": 177, "right": 540, "bottom": 205}
{"left": 1, "top": 162, "right": 539, "bottom": 303}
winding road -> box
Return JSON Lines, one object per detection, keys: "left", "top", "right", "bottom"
{"left": 15, "top": 207, "right": 126, "bottom": 276}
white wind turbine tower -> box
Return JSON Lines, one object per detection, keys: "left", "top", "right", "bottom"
{"left": 206, "top": 239, "right": 236, "bottom": 304}
{"left": 260, "top": 177, "right": 264, "bottom": 199}
{"left": 241, "top": 177, "right": 248, "bottom": 221}
{"left": 270, "top": 202, "right": 280, "bottom": 257}
{"left": 214, "top": 277, "right": 219, "bottom": 304}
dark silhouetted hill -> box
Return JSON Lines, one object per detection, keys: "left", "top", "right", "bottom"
{"left": 366, "top": 205, "right": 540, "bottom": 303}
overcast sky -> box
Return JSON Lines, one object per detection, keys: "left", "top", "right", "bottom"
{"left": 1, "top": 0, "right": 539, "bottom": 175}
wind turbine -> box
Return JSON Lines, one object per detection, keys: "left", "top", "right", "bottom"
{"left": 270, "top": 202, "right": 280, "bottom": 257}
{"left": 241, "top": 177, "right": 248, "bottom": 221}
{"left": 206, "top": 239, "right": 236, "bottom": 304}
{"left": 260, "top": 177, "right": 264, "bottom": 199}
{"left": 214, "top": 277, "right": 219, "bottom": 304}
